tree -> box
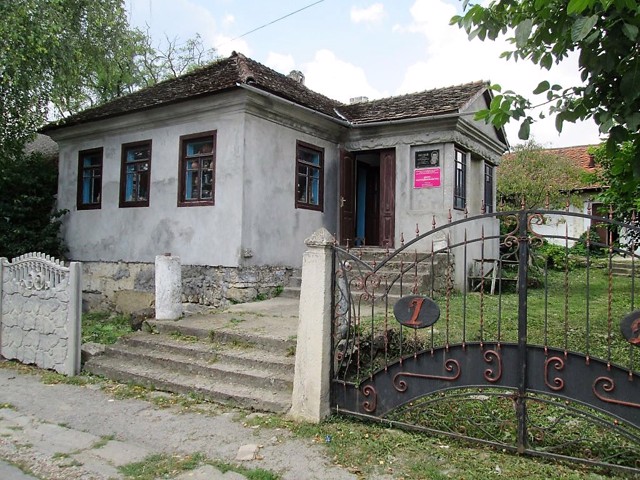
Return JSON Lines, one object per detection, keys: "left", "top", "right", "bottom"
{"left": 136, "top": 33, "right": 218, "bottom": 88}
{"left": 0, "top": 0, "right": 149, "bottom": 159}
{"left": 0, "top": 0, "right": 218, "bottom": 161}
{"left": 498, "top": 141, "right": 587, "bottom": 210}
{"left": 593, "top": 141, "right": 640, "bottom": 213}
{"left": 0, "top": 151, "right": 66, "bottom": 259}
{"left": 451, "top": 0, "right": 640, "bottom": 172}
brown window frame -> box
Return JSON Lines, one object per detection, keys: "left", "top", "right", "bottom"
{"left": 77, "top": 147, "right": 103, "bottom": 210}
{"left": 295, "top": 140, "right": 324, "bottom": 212}
{"left": 119, "top": 140, "right": 152, "bottom": 208}
{"left": 178, "top": 131, "right": 216, "bottom": 207}
{"left": 453, "top": 148, "right": 467, "bottom": 211}
{"left": 484, "top": 163, "right": 494, "bottom": 213}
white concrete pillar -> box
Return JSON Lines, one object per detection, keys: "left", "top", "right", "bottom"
{"left": 65, "top": 261, "right": 82, "bottom": 376}
{"left": 289, "top": 228, "right": 335, "bottom": 422}
{"left": 155, "top": 254, "right": 182, "bottom": 320}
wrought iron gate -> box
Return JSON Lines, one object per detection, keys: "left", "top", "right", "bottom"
{"left": 331, "top": 207, "right": 640, "bottom": 472}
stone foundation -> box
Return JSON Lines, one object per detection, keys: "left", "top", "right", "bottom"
{"left": 80, "top": 261, "right": 294, "bottom": 313}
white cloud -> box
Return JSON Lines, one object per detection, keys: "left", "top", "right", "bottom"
{"left": 303, "top": 49, "right": 384, "bottom": 103}
{"left": 222, "top": 14, "right": 235, "bottom": 26}
{"left": 350, "top": 3, "right": 386, "bottom": 24}
{"left": 265, "top": 52, "right": 296, "bottom": 74}
{"left": 213, "top": 34, "right": 251, "bottom": 57}
{"left": 395, "top": 0, "right": 601, "bottom": 148}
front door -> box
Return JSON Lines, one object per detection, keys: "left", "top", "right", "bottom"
{"left": 339, "top": 148, "right": 395, "bottom": 247}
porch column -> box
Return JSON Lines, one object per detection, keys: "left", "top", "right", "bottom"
{"left": 290, "top": 228, "right": 335, "bottom": 422}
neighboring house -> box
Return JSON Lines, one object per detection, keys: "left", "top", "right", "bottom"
{"left": 42, "top": 52, "right": 508, "bottom": 310}
{"left": 510, "top": 144, "right": 608, "bottom": 247}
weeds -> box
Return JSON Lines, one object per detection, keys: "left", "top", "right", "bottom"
{"left": 82, "top": 311, "right": 132, "bottom": 344}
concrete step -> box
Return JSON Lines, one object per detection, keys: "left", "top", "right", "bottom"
{"left": 99, "top": 340, "right": 293, "bottom": 392}
{"left": 121, "top": 333, "right": 295, "bottom": 375}
{"left": 84, "top": 354, "right": 291, "bottom": 413}
{"left": 147, "top": 320, "right": 296, "bottom": 355}
{"left": 280, "top": 286, "right": 301, "bottom": 299}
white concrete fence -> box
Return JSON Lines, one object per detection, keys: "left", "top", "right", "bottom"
{"left": 0, "top": 253, "right": 82, "bottom": 376}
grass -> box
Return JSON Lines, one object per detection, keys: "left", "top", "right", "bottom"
{"left": 245, "top": 414, "right": 631, "bottom": 480}
{"left": 330, "top": 264, "right": 640, "bottom": 475}
{"left": 119, "top": 453, "right": 280, "bottom": 480}
{"left": 168, "top": 331, "right": 200, "bottom": 342}
{"left": 338, "top": 267, "right": 639, "bottom": 382}
{"left": 82, "top": 311, "right": 133, "bottom": 344}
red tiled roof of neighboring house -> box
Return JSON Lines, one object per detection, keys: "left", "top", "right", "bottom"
{"left": 42, "top": 52, "right": 491, "bottom": 132}
{"left": 543, "top": 145, "right": 599, "bottom": 173}
{"left": 502, "top": 144, "right": 603, "bottom": 190}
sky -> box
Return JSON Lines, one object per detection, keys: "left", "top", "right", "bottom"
{"left": 126, "top": 0, "right": 603, "bottom": 149}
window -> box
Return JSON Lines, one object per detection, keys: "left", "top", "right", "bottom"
{"left": 484, "top": 163, "right": 494, "bottom": 213}
{"left": 178, "top": 131, "right": 216, "bottom": 207}
{"left": 295, "top": 141, "right": 324, "bottom": 211}
{"left": 120, "top": 140, "right": 151, "bottom": 207}
{"left": 454, "top": 148, "right": 467, "bottom": 210}
{"left": 77, "top": 148, "right": 103, "bottom": 210}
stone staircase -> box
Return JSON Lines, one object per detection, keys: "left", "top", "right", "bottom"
{"left": 83, "top": 301, "right": 298, "bottom": 413}
{"left": 610, "top": 258, "right": 640, "bottom": 277}
{"left": 280, "top": 249, "right": 449, "bottom": 302}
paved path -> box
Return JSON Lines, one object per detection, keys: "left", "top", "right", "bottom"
{"left": 0, "top": 459, "right": 38, "bottom": 480}
{"left": 0, "top": 365, "right": 355, "bottom": 480}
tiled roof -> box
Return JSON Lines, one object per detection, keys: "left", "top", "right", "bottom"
{"left": 42, "top": 52, "right": 489, "bottom": 132}
{"left": 543, "top": 145, "right": 599, "bottom": 173}
{"left": 339, "top": 81, "right": 488, "bottom": 124}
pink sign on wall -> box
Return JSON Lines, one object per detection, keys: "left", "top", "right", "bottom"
{"left": 414, "top": 167, "right": 441, "bottom": 188}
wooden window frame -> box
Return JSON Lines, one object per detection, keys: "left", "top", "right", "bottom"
{"left": 295, "top": 140, "right": 324, "bottom": 212}
{"left": 119, "top": 140, "right": 152, "bottom": 208}
{"left": 453, "top": 148, "right": 467, "bottom": 211}
{"left": 77, "top": 147, "right": 103, "bottom": 210}
{"left": 484, "top": 163, "right": 494, "bottom": 213}
{"left": 178, "top": 131, "right": 216, "bottom": 207}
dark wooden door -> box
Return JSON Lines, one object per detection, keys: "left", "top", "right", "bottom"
{"left": 339, "top": 149, "right": 355, "bottom": 246}
{"left": 379, "top": 148, "right": 396, "bottom": 248}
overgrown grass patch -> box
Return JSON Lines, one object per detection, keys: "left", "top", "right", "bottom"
{"left": 119, "top": 453, "right": 280, "bottom": 480}
{"left": 243, "top": 413, "right": 629, "bottom": 479}
{"left": 82, "top": 311, "right": 132, "bottom": 344}
{"left": 119, "top": 452, "right": 205, "bottom": 479}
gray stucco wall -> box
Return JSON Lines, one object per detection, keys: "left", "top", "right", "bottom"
{"left": 240, "top": 98, "right": 341, "bottom": 267}
{"left": 55, "top": 93, "right": 248, "bottom": 267}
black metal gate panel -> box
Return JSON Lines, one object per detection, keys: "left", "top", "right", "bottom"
{"left": 331, "top": 207, "right": 640, "bottom": 473}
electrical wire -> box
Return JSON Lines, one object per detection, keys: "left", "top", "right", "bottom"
{"left": 215, "top": 0, "right": 325, "bottom": 49}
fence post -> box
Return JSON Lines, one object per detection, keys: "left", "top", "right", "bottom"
{"left": 290, "top": 228, "right": 335, "bottom": 422}
{"left": 65, "top": 262, "right": 82, "bottom": 376}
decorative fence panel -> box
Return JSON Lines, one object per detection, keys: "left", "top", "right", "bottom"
{"left": 0, "top": 253, "right": 82, "bottom": 375}
{"left": 331, "top": 208, "right": 640, "bottom": 473}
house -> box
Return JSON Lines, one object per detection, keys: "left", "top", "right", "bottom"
{"left": 42, "top": 52, "right": 508, "bottom": 311}
{"left": 509, "top": 145, "right": 607, "bottom": 247}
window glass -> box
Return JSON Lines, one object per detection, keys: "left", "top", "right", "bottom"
{"left": 179, "top": 132, "right": 216, "bottom": 206}
{"left": 77, "top": 148, "right": 103, "bottom": 209}
{"left": 296, "top": 142, "right": 324, "bottom": 211}
{"left": 484, "top": 164, "right": 494, "bottom": 213}
{"left": 454, "top": 149, "right": 467, "bottom": 210}
{"left": 120, "top": 141, "right": 151, "bottom": 207}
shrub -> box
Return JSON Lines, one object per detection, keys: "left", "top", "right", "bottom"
{"left": 0, "top": 151, "right": 67, "bottom": 259}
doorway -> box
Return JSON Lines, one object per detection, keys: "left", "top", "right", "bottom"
{"left": 340, "top": 148, "right": 395, "bottom": 247}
